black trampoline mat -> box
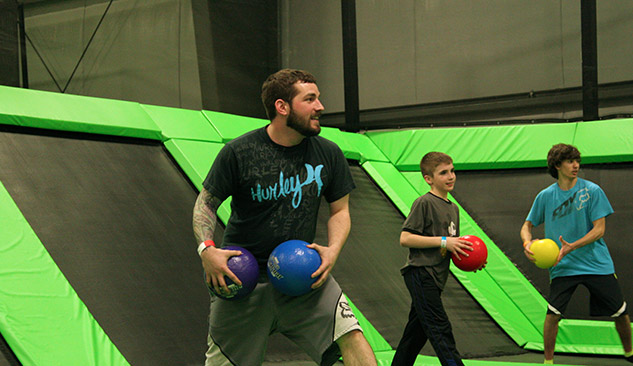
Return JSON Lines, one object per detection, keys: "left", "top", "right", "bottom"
{"left": 0, "top": 331, "right": 19, "bottom": 366}
{"left": 0, "top": 128, "right": 218, "bottom": 365}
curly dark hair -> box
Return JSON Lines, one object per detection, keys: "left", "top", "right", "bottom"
{"left": 261, "top": 69, "right": 317, "bottom": 121}
{"left": 547, "top": 143, "right": 581, "bottom": 179}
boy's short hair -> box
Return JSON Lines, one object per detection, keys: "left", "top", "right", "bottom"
{"left": 261, "top": 69, "right": 317, "bottom": 121}
{"left": 547, "top": 143, "right": 581, "bottom": 179}
{"left": 420, "top": 152, "right": 453, "bottom": 177}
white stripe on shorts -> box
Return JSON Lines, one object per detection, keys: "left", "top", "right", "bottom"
{"left": 204, "top": 334, "right": 232, "bottom": 366}
{"left": 611, "top": 301, "right": 627, "bottom": 318}
{"left": 547, "top": 303, "right": 562, "bottom": 315}
{"left": 333, "top": 293, "right": 363, "bottom": 341}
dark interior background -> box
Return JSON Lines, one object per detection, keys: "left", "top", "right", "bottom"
{"left": 1, "top": 1, "right": 632, "bottom": 127}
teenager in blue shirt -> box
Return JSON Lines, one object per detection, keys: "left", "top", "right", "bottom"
{"left": 520, "top": 143, "right": 632, "bottom": 364}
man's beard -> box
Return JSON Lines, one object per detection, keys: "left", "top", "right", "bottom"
{"left": 287, "top": 108, "right": 321, "bottom": 137}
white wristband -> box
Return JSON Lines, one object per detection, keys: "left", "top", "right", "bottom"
{"left": 441, "top": 236, "right": 447, "bottom": 249}
{"left": 197, "top": 240, "right": 216, "bottom": 256}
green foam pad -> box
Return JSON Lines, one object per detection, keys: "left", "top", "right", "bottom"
{"left": 374, "top": 350, "right": 564, "bottom": 366}
{"left": 345, "top": 296, "right": 391, "bottom": 353}
{"left": 319, "top": 127, "right": 361, "bottom": 161}
{"left": 525, "top": 318, "right": 626, "bottom": 355}
{"left": 141, "top": 104, "right": 222, "bottom": 142}
{"left": 163, "top": 139, "right": 223, "bottom": 188}
{"left": 366, "top": 123, "right": 578, "bottom": 171}
{"left": 0, "top": 85, "right": 161, "bottom": 140}
{"left": 164, "top": 139, "right": 231, "bottom": 223}
{"left": 573, "top": 118, "right": 633, "bottom": 164}
{"left": 361, "top": 161, "right": 420, "bottom": 215}
{"left": 344, "top": 132, "right": 390, "bottom": 164}
{"left": 202, "top": 110, "right": 268, "bottom": 142}
{"left": 0, "top": 182, "right": 129, "bottom": 366}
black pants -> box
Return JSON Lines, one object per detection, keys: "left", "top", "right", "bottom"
{"left": 391, "top": 267, "right": 463, "bottom": 366}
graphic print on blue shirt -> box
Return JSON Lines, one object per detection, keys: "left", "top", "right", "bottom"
{"left": 250, "top": 163, "right": 324, "bottom": 208}
{"left": 552, "top": 187, "right": 589, "bottom": 220}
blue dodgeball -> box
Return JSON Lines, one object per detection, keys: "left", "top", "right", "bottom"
{"left": 267, "top": 240, "right": 322, "bottom": 296}
{"left": 209, "top": 246, "right": 259, "bottom": 300}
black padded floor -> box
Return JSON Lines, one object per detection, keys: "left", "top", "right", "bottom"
{"left": 0, "top": 128, "right": 213, "bottom": 366}
{"left": 0, "top": 332, "right": 18, "bottom": 366}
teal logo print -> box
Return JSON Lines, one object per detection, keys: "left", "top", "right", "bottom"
{"left": 250, "top": 164, "right": 324, "bottom": 208}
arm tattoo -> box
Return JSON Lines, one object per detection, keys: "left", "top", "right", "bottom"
{"left": 193, "top": 188, "right": 222, "bottom": 244}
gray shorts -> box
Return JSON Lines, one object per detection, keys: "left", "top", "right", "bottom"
{"left": 205, "top": 276, "right": 362, "bottom": 366}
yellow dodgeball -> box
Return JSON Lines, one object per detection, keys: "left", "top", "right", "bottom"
{"left": 531, "top": 239, "right": 560, "bottom": 269}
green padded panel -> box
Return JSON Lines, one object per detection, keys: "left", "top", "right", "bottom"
{"left": 0, "top": 85, "right": 161, "bottom": 140}
{"left": 366, "top": 123, "right": 578, "bottom": 171}
{"left": 363, "top": 129, "right": 417, "bottom": 165}
{"left": 451, "top": 212, "right": 545, "bottom": 346}
{"left": 163, "top": 139, "right": 223, "bottom": 188}
{"left": 374, "top": 351, "right": 562, "bottom": 366}
{"left": 320, "top": 127, "right": 392, "bottom": 163}
{"left": 370, "top": 121, "right": 633, "bottom": 354}
{"left": 0, "top": 182, "right": 129, "bottom": 366}
{"left": 163, "top": 139, "right": 231, "bottom": 223}
{"left": 345, "top": 132, "right": 390, "bottom": 164}
{"left": 525, "top": 318, "right": 624, "bottom": 355}
{"left": 346, "top": 296, "right": 391, "bottom": 353}
{"left": 573, "top": 118, "right": 633, "bottom": 164}
{"left": 400, "top": 172, "right": 429, "bottom": 200}
{"left": 360, "top": 161, "right": 420, "bottom": 215}
{"left": 319, "top": 127, "right": 361, "bottom": 161}
{"left": 141, "top": 104, "right": 222, "bottom": 142}
{"left": 202, "top": 110, "right": 268, "bottom": 142}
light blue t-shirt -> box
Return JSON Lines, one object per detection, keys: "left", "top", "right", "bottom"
{"left": 526, "top": 178, "right": 614, "bottom": 279}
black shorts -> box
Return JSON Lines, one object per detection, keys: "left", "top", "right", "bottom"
{"left": 547, "top": 274, "right": 628, "bottom": 317}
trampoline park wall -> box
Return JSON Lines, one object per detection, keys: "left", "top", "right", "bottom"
{"left": 1, "top": 85, "right": 633, "bottom": 365}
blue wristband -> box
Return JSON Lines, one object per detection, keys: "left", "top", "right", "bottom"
{"left": 441, "top": 236, "right": 447, "bottom": 249}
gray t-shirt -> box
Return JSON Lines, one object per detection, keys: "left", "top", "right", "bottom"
{"left": 401, "top": 192, "right": 459, "bottom": 289}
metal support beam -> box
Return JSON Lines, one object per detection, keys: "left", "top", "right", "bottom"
{"left": 581, "top": 0, "right": 598, "bottom": 121}
{"left": 341, "top": 0, "right": 360, "bottom": 132}
{"left": 18, "top": 3, "right": 28, "bottom": 88}
{"left": 0, "top": 0, "right": 20, "bottom": 87}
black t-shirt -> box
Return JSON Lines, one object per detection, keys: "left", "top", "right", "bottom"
{"left": 203, "top": 126, "right": 355, "bottom": 271}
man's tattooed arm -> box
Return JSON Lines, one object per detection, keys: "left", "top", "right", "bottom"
{"left": 193, "top": 187, "right": 222, "bottom": 244}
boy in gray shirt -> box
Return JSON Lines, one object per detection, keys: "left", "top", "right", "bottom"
{"left": 391, "top": 152, "right": 483, "bottom": 366}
